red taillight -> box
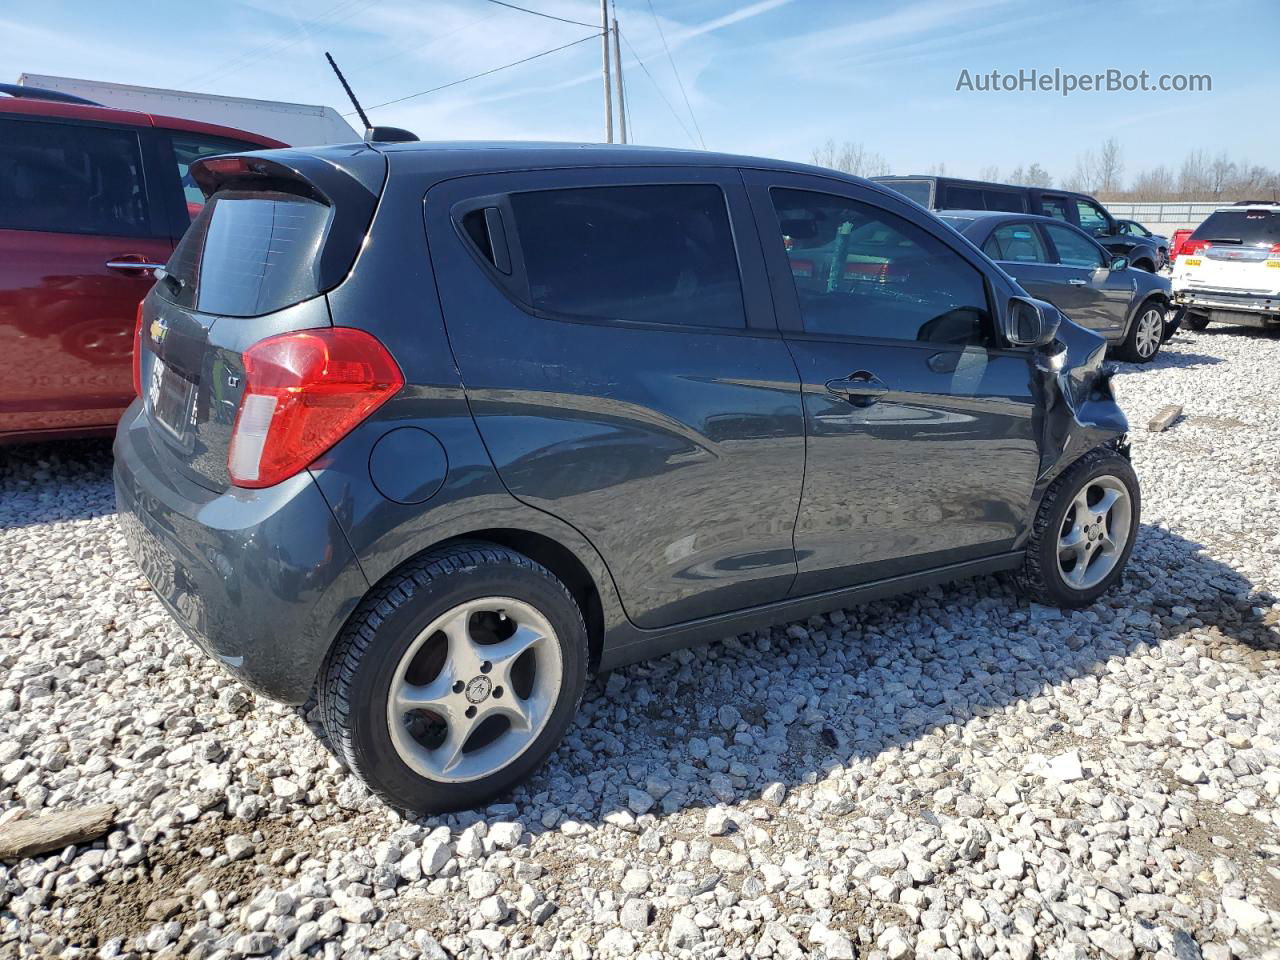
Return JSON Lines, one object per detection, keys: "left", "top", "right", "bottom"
{"left": 1180, "top": 238, "right": 1210, "bottom": 257}
{"left": 1269, "top": 243, "right": 1280, "bottom": 254}
{"left": 132, "top": 301, "right": 145, "bottom": 396}
{"left": 228, "top": 328, "right": 403, "bottom": 489}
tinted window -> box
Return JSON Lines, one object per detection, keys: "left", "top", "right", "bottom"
{"left": 159, "top": 190, "right": 332, "bottom": 316}
{"left": 880, "top": 180, "right": 931, "bottom": 206}
{"left": 1191, "top": 210, "right": 1280, "bottom": 246}
{"left": 170, "top": 134, "right": 263, "bottom": 222}
{"left": 984, "top": 223, "right": 1049, "bottom": 263}
{"left": 941, "top": 185, "right": 984, "bottom": 209}
{"left": 983, "top": 190, "right": 1025, "bottom": 213}
{"left": 1075, "top": 199, "right": 1110, "bottom": 236}
{"left": 1040, "top": 196, "right": 1071, "bottom": 221}
{"left": 1043, "top": 223, "right": 1104, "bottom": 268}
{"left": 0, "top": 118, "right": 153, "bottom": 236}
{"left": 770, "top": 188, "right": 992, "bottom": 346}
{"left": 509, "top": 184, "right": 744, "bottom": 329}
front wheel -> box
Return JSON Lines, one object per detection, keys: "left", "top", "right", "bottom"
{"left": 1118, "top": 302, "right": 1165, "bottom": 362}
{"left": 319, "top": 543, "right": 588, "bottom": 813}
{"left": 1015, "top": 448, "right": 1140, "bottom": 609}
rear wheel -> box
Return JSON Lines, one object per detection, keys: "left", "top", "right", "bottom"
{"left": 1015, "top": 448, "right": 1140, "bottom": 609}
{"left": 1185, "top": 312, "right": 1211, "bottom": 331}
{"left": 1118, "top": 301, "right": 1165, "bottom": 362}
{"left": 319, "top": 543, "right": 588, "bottom": 812}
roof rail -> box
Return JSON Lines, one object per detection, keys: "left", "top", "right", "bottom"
{"left": 0, "top": 82, "right": 101, "bottom": 106}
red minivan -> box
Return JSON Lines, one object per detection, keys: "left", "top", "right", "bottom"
{"left": 0, "top": 91, "right": 284, "bottom": 443}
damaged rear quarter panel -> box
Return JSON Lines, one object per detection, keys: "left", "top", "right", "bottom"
{"left": 1024, "top": 317, "right": 1130, "bottom": 524}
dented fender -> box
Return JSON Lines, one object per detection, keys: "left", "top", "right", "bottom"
{"left": 1023, "top": 317, "right": 1130, "bottom": 531}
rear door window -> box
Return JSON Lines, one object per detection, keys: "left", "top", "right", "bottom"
{"left": 0, "top": 118, "right": 157, "bottom": 237}
{"left": 982, "top": 190, "right": 1025, "bottom": 213}
{"left": 508, "top": 184, "right": 746, "bottom": 329}
{"left": 984, "top": 223, "right": 1049, "bottom": 263}
{"left": 1043, "top": 223, "right": 1105, "bottom": 268}
{"left": 158, "top": 190, "right": 332, "bottom": 316}
{"left": 941, "top": 185, "right": 984, "bottom": 209}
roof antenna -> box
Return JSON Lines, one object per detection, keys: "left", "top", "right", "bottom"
{"left": 325, "top": 51, "right": 417, "bottom": 143}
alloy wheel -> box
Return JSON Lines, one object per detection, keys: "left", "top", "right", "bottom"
{"left": 1056, "top": 475, "right": 1133, "bottom": 590}
{"left": 386, "top": 597, "right": 563, "bottom": 783}
{"left": 1135, "top": 308, "right": 1163, "bottom": 359}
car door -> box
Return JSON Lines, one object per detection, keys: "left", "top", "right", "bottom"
{"left": 980, "top": 219, "right": 1064, "bottom": 302}
{"left": 744, "top": 171, "right": 1041, "bottom": 594}
{"left": 0, "top": 114, "right": 174, "bottom": 438}
{"left": 1041, "top": 222, "right": 1133, "bottom": 340}
{"left": 425, "top": 167, "right": 805, "bottom": 629}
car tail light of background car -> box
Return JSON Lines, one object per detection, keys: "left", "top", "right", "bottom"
{"left": 1169, "top": 229, "right": 1193, "bottom": 263}
{"left": 227, "top": 328, "right": 403, "bottom": 488}
{"left": 131, "top": 301, "right": 145, "bottom": 396}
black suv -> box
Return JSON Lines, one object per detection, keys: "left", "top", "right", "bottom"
{"left": 116, "top": 143, "right": 1139, "bottom": 812}
{"left": 873, "top": 175, "right": 1165, "bottom": 271}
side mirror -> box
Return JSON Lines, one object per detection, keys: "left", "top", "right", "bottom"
{"left": 1110, "top": 256, "right": 1129, "bottom": 271}
{"left": 1005, "top": 296, "right": 1061, "bottom": 348}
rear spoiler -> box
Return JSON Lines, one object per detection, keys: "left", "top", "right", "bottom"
{"left": 190, "top": 148, "right": 387, "bottom": 294}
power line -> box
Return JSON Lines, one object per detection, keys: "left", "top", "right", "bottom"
{"left": 478, "top": 0, "right": 599, "bottom": 28}
{"left": 353, "top": 32, "right": 603, "bottom": 114}
{"left": 644, "top": 0, "right": 705, "bottom": 148}
{"left": 619, "top": 29, "right": 697, "bottom": 147}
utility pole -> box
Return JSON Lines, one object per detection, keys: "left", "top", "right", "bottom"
{"left": 600, "top": 0, "right": 613, "bottom": 143}
{"left": 612, "top": 13, "right": 627, "bottom": 144}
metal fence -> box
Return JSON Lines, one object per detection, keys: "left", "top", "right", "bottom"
{"left": 1104, "top": 202, "right": 1225, "bottom": 233}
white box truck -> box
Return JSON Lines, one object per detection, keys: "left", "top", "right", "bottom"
{"left": 17, "top": 73, "right": 360, "bottom": 147}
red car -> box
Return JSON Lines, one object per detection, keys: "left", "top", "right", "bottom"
{"left": 0, "top": 88, "right": 284, "bottom": 443}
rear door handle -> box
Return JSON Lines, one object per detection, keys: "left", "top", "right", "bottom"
{"left": 826, "top": 371, "right": 889, "bottom": 406}
{"left": 106, "top": 258, "right": 166, "bottom": 273}
{"left": 1066, "top": 278, "right": 1088, "bottom": 286}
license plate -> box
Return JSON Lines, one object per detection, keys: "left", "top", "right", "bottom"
{"left": 148, "top": 359, "right": 195, "bottom": 438}
{"left": 1184, "top": 258, "right": 1201, "bottom": 266}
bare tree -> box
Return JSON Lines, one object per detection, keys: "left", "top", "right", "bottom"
{"left": 1022, "top": 163, "right": 1053, "bottom": 187}
{"left": 926, "top": 162, "right": 947, "bottom": 176}
{"left": 1208, "top": 152, "right": 1237, "bottom": 198}
{"left": 1129, "top": 166, "right": 1175, "bottom": 201}
{"left": 1062, "top": 153, "right": 1094, "bottom": 193}
{"left": 810, "top": 139, "right": 890, "bottom": 177}
{"left": 1178, "top": 149, "right": 1211, "bottom": 195}
{"left": 1095, "top": 137, "right": 1124, "bottom": 194}
{"left": 977, "top": 164, "right": 1000, "bottom": 182}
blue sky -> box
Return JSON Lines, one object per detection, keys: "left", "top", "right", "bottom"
{"left": 5, "top": 0, "right": 1277, "bottom": 182}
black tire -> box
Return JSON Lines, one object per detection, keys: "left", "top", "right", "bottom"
{"left": 319, "top": 542, "right": 588, "bottom": 813}
{"left": 1117, "top": 299, "right": 1165, "bottom": 363}
{"left": 1132, "top": 258, "right": 1156, "bottom": 273}
{"left": 1185, "top": 312, "right": 1211, "bottom": 331}
{"left": 1014, "top": 447, "right": 1140, "bottom": 609}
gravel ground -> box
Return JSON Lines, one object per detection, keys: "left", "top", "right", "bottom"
{"left": 2, "top": 326, "right": 1279, "bottom": 960}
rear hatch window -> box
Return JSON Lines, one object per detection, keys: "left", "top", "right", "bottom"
{"left": 1191, "top": 209, "right": 1280, "bottom": 260}
{"left": 158, "top": 190, "right": 332, "bottom": 317}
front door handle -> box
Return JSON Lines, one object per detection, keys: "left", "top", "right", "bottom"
{"left": 1066, "top": 278, "right": 1088, "bottom": 286}
{"left": 106, "top": 258, "right": 166, "bottom": 273}
{"left": 826, "top": 370, "right": 889, "bottom": 406}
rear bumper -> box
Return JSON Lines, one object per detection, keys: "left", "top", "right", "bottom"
{"left": 113, "top": 400, "right": 370, "bottom": 704}
{"left": 1174, "top": 288, "right": 1280, "bottom": 327}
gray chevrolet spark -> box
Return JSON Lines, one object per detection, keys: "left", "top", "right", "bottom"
{"left": 115, "top": 142, "right": 1139, "bottom": 812}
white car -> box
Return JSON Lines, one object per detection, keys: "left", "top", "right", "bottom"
{"left": 1172, "top": 203, "right": 1280, "bottom": 332}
